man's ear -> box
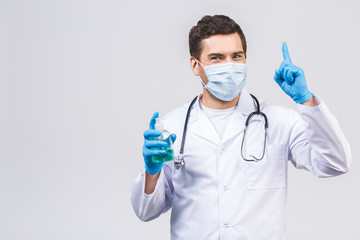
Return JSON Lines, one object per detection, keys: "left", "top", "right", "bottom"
{"left": 190, "top": 57, "right": 201, "bottom": 76}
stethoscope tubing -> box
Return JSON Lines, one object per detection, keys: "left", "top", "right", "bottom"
{"left": 175, "top": 94, "right": 268, "bottom": 169}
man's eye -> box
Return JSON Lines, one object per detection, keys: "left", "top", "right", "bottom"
{"left": 211, "top": 56, "right": 221, "bottom": 60}
{"left": 234, "top": 55, "right": 242, "bottom": 59}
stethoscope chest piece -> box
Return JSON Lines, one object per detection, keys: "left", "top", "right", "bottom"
{"left": 174, "top": 154, "right": 185, "bottom": 170}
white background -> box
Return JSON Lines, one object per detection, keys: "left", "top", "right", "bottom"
{"left": 1, "top": 0, "right": 359, "bottom": 239}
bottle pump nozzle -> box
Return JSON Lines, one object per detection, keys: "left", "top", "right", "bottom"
{"left": 154, "top": 118, "right": 164, "bottom": 132}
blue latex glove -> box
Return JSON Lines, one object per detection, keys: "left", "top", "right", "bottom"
{"left": 274, "top": 42, "right": 313, "bottom": 104}
{"left": 142, "top": 111, "right": 176, "bottom": 175}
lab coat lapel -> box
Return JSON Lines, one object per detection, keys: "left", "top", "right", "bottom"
{"left": 190, "top": 96, "right": 221, "bottom": 145}
{"left": 222, "top": 89, "right": 256, "bottom": 143}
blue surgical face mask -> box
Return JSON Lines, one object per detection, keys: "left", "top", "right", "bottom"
{"left": 197, "top": 60, "right": 247, "bottom": 101}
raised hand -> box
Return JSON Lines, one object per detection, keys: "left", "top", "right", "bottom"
{"left": 274, "top": 42, "right": 313, "bottom": 104}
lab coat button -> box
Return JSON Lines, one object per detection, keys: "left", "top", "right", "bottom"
{"left": 224, "top": 223, "right": 230, "bottom": 228}
{"left": 223, "top": 185, "right": 228, "bottom": 190}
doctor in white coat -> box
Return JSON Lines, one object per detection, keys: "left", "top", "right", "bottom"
{"left": 130, "top": 15, "right": 351, "bottom": 240}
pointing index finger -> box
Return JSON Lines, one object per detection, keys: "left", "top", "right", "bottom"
{"left": 282, "top": 42, "right": 292, "bottom": 64}
{"left": 149, "top": 111, "right": 159, "bottom": 130}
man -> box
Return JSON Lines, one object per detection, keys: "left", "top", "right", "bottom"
{"left": 130, "top": 15, "right": 351, "bottom": 239}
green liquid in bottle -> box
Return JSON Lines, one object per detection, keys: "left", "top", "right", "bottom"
{"left": 152, "top": 136, "right": 174, "bottom": 163}
{"left": 152, "top": 148, "right": 174, "bottom": 162}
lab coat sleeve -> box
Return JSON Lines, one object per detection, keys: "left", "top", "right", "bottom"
{"left": 288, "top": 96, "right": 352, "bottom": 177}
{"left": 130, "top": 163, "right": 174, "bottom": 222}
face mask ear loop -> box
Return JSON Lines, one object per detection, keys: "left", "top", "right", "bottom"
{"left": 195, "top": 59, "right": 207, "bottom": 87}
{"left": 196, "top": 59, "right": 205, "bottom": 68}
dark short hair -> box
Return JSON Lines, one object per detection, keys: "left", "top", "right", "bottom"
{"left": 189, "top": 15, "right": 247, "bottom": 60}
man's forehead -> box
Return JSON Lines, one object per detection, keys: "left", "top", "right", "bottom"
{"left": 201, "top": 33, "right": 243, "bottom": 54}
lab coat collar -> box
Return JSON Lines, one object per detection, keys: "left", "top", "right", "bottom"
{"left": 222, "top": 89, "right": 256, "bottom": 143}
{"left": 190, "top": 94, "right": 221, "bottom": 145}
{"left": 236, "top": 88, "right": 256, "bottom": 117}
{"left": 189, "top": 89, "right": 256, "bottom": 145}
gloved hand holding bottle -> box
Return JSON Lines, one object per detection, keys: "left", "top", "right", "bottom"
{"left": 274, "top": 42, "right": 313, "bottom": 104}
{"left": 142, "top": 111, "right": 176, "bottom": 175}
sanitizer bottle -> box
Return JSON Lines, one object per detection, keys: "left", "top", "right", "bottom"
{"left": 152, "top": 118, "right": 174, "bottom": 163}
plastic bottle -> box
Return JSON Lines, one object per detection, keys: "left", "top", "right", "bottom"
{"left": 152, "top": 118, "right": 174, "bottom": 163}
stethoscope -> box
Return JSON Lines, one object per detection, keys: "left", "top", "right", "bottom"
{"left": 174, "top": 94, "right": 268, "bottom": 170}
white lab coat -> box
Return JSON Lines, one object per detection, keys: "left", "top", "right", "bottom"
{"left": 130, "top": 89, "right": 351, "bottom": 240}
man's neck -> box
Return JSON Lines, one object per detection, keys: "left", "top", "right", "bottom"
{"left": 201, "top": 90, "right": 240, "bottom": 109}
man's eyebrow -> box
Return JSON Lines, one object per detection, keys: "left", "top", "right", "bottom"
{"left": 207, "top": 51, "right": 245, "bottom": 58}
{"left": 207, "top": 53, "right": 225, "bottom": 58}
{"left": 233, "top": 51, "right": 244, "bottom": 55}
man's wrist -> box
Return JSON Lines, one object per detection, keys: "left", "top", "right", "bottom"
{"left": 145, "top": 171, "right": 161, "bottom": 194}
{"left": 300, "top": 95, "right": 318, "bottom": 107}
